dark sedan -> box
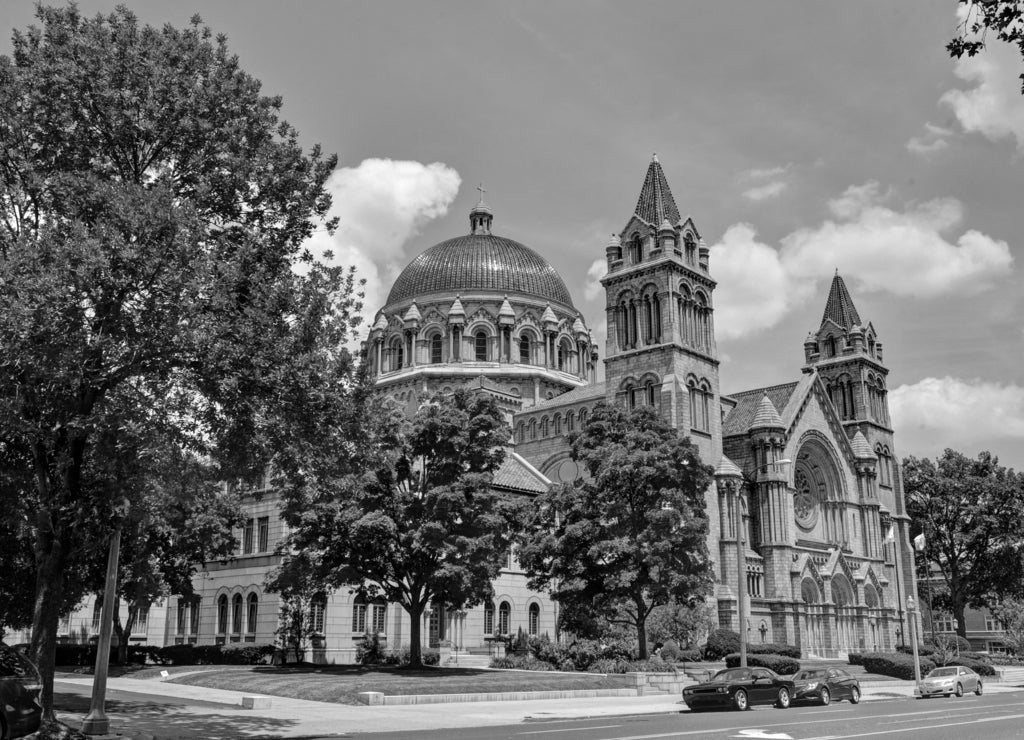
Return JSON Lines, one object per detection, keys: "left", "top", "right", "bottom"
{"left": 791, "top": 667, "right": 862, "bottom": 705}
{"left": 0, "top": 644, "right": 42, "bottom": 739}
{"left": 682, "top": 666, "right": 795, "bottom": 712}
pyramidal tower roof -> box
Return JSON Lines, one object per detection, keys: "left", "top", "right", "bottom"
{"left": 751, "top": 393, "right": 784, "bottom": 429}
{"left": 633, "top": 154, "right": 681, "bottom": 226}
{"left": 821, "top": 271, "right": 862, "bottom": 331}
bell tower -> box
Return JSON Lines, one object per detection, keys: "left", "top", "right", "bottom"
{"left": 601, "top": 155, "right": 721, "bottom": 465}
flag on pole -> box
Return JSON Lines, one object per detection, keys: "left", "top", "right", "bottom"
{"left": 913, "top": 533, "right": 926, "bottom": 551}
{"left": 884, "top": 526, "right": 895, "bottom": 544}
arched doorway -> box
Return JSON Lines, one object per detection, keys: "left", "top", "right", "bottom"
{"left": 801, "top": 577, "right": 824, "bottom": 657}
{"left": 831, "top": 574, "right": 856, "bottom": 655}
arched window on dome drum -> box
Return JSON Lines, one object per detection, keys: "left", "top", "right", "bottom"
{"left": 391, "top": 340, "right": 404, "bottom": 371}
{"left": 475, "top": 331, "right": 488, "bottom": 361}
{"left": 430, "top": 334, "right": 443, "bottom": 364}
{"left": 519, "top": 336, "right": 531, "bottom": 364}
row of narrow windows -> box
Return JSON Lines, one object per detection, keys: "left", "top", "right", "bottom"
{"left": 384, "top": 331, "right": 580, "bottom": 373}
{"left": 614, "top": 232, "right": 699, "bottom": 266}
{"left": 516, "top": 408, "right": 588, "bottom": 443}
{"left": 613, "top": 294, "right": 713, "bottom": 354}
{"left": 825, "top": 380, "right": 889, "bottom": 424}
{"left": 814, "top": 334, "right": 878, "bottom": 359}
{"left": 688, "top": 380, "right": 712, "bottom": 433}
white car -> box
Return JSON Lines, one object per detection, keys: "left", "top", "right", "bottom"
{"left": 918, "top": 665, "right": 983, "bottom": 698}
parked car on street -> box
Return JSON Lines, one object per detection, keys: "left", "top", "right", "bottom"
{"left": 0, "top": 644, "right": 42, "bottom": 739}
{"left": 682, "top": 666, "right": 795, "bottom": 712}
{"left": 791, "top": 667, "right": 862, "bottom": 705}
{"left": 918, "top": 665, "right": 983, "bottom": 698}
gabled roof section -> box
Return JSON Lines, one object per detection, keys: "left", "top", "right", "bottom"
{"left": 521, "top": 382, "right": 607, "bottom": 413}
{"left": 722, "top": 382, "right": 799, "bottom": 437}
{"left": 633, "top": 155, "right": 681, "bottom": 227}
{"left": 494, "top": 451, "right": 551, "bottom": 494}
{"left": 821, "top": 271, "right": 862, "bottom": 332}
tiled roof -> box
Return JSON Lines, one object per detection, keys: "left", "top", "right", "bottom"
{"left": 494, "top": 451, "right": 550, "bottom": 493}
{"left": 633, "top": 155, "right": 681, "bottom": 226}
{"left": 722, "top": 382, "right": 799, "bottom": 437}
{"left": 821, "top": 272, "right": 862, "bottom": 331}
{"left": 715, "top": 456, "right": 743, "bottom": 478}
{"left": 523, "top": 382, "right": 607, "bottom": 413}
{"left": 387, "top": 233, "right": 574, "bottom": 307}
{"left": 850, "top": 430, "right": 874, "bottom": 459}
{"left": 750, "top": 394, "right": 784, "bottom": 429}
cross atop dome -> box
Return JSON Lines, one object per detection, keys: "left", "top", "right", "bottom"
{"left": 469, "top": 182, "right": 493, "bottom": 235}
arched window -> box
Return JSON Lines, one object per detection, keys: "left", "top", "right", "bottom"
{"left": 393, "top": 340, "right": 404, "bottom": 371}
{"left": 553, "top": 414, "right": 562, "bottom": 435}
{"left": 371, "top": 597, "right": 387, "bottom": 634}
{"left": 566, "top": 412, "right": 575, "bottom": 432}
{"left": 540, "top": 417, "right": 549, "bottom": 437}
{"left": 484, "top": 601, "right": 495, "bottom": 635}
{"left": 352, "top": 594, "right": 367, "bottom": 633}
{"left": 430, "top": 334, "right": 443, "bottom": 364}
{"left": 310, "top": 593, "right": 326, "bottom": 634}
{"left": 630, "top": 233, "right": 642, "bottom": 263}
{"left": 557, "top": 340, "right": 570, "bottom": 371}
{"left": 528, "top": 603, "right": 540, "bottom": 636}
{"left": 529, "top": 419, "right": 537, "bottom": 440}
{"left": 232, "top": 593, "right": 243, "bottom": 634}
{"left": 498, "top": 601, "right": 511, "bottom": 635}
{"left": 515, "top": 422, "right": 525, "bottom": 444}
{"left": 247, "top": 593, "right": 258, "bottom": 634}
{"left": 578, "top": 408, "right": 588, "bottom": 426}
{"left": 475, "top": 331, "right": 488, "bottom": 361}
{"left": 825, "top": 336, "right": 836, "bottom": 357}
{"left": 217, "top": 595, "right": 228, "bottom": 634}
{"left": 647, "top": 383, "right": 657, "bottom": 407}
{"left": 519, "top": 336, "right": 531, "bottom": 364}
{"left": 684, "top": 234, "right": 697, "bottom": 264}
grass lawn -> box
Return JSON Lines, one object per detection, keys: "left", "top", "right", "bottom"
{"left": 165, "top": 665, "right": 630, "bottom": 705}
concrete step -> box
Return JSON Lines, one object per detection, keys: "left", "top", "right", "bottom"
{"left": 443, "top": 653, "right": 492, "bottom": 668}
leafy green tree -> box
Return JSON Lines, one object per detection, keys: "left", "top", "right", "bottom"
{"left": 990, "top": 597, "right": 1024, "bottom": 655}
{"left": 0, "top": 5, "right": 356, "bottom": 714}
{"left": 904, "top": 450, "right": 1024, "bottom": 641}
{"left": 646, "top": 599, "right": 717, "bottom": 650}
{"left": 279, "top": 389, "right": 524, "bottom": 667}
{"left": 949, "top": 1, "right": 1024, "bottom": 93}
{"left": 266, "top": 551, "right": 327, "bottom": 664}
{"left": 517, "top": 403, "right": 714, "bottom": 659}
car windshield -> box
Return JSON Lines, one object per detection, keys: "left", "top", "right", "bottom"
{"left": 794, "top": 669, "right": 826, "bottom": 680}
{"left": 712, "top": 668, "right": 750, "bottom": 682}
{"left": 930, "top": 667, "right": 958, "bottom": 677}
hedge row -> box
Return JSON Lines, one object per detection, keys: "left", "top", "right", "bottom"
{"left": 724, "top": 652, "right": 800, "bottom": 675}
{"left": 54, "top": 644, "right": 160, "bottom": 666}
{"left": 949, "top": 656, "right": 997, "bottom": 676}
{"left": 703, "top": 629, "right": 801, "bottom": 661}
{"left": 154, "top": 643, "right": 276, "bottom": 666}
{"left": 861, "top": 652, "right": 936, "bottom": 680}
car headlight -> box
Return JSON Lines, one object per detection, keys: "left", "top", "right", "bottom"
{"left": 717, "top": 686, "right": 729, "bottom": 693}
{"left": 804, "top": 682, "right": 818, "bottom": 691}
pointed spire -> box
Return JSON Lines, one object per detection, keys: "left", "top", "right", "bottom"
{"left": 821, "top": 272, "right": 862, "bottom": 331}
{"left": 403, "top": 302, "right": 421, "bottom": 325}
{"left": 851, "top": 430, "right": 874, "bottom": 459}
{"left": 715, "top": 455, "right": 744, "bottom": 478}
{"left": 447, "top": 296, "right": 465, "bottom": 324}
{"left": 633, "top": 155, "right": 681, "bottom": 226}
{"left": 498, "top": 295, "right": 515, "bottom": 326}
{"left": 372, "top": 313, "right": 388, "bottom": 333}
{"left": 541, "top": 303, "right": 558, "bottom": 328}
{"left": 751, "top": 393, "right": 784, "bottom": 429}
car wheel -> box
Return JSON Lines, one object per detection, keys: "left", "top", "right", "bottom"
{"left": 734, "top": 689, "right": 749, "bottom": 711}
{"left": 776, "top": 687, "right": 791, "bottom": 709}
{"left": 955, "top": 683, "right": 964, "bottom": 697}
{"left": 820, "top": 687, "right": 831, "bottom": 706}
{"left": 850, "top": 686, "right": 861, "bottom": 704}
{"left": 976, "top": 681, "right": 983, "bottom": 696}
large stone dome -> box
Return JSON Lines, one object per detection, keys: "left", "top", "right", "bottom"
{"left": 386, "top": 233, "right": 574, "bottom": 308}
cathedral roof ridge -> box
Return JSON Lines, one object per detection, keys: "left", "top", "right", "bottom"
{"left": 633, "top": 156, "right": 681, "bottom": 226}
{"left": 821, "top": 271, "right": 862, "bottom": 332}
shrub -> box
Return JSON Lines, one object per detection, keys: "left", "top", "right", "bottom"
{"left": 749, "top": 643, "right": 801, "bottom": 659}
{"left": 528, "top": 635, "right": 566, "bottom": 667}
{"left": 949, "top": 656, "right": 996, "bottom": 676}
{"left": 959, "top": 651, "right": 990, "bottom": 663}
{"left": 157, "top": 644, "right": 195, "bottom": 666}
{"left": 192, "top": 645, "right": 223, "bottom": 664}
{"left": 861, "top": 651, "right": 935, "bottom": 680}
{"left": 703, "top": 629, "right": 740, "bottom": 660}
{"left": 848, "top": 653, "right": 863, "bottom": 666}
{"left": 54, "top": 644, "right": 91, "bottom": 666}
{"left": 897, "top": 644, "right": 936, "bottom": 657}
{"left": 381, "top": 644, "right": 439, "bottom": 666}
{"left": 220, "top": 643, "right": 275, "bottom": 665}
{"left": 356, "top": 634, "right": 388, "bottom": 665}
{"left": 927, "top": 635, "right": 971, "bottom": 653}
{"left": 724, "top": 652, "right": 800, "bottom": 675}
{"left": 659, "top": 640, "right": 680, "bottom": 662}
{"left": 490, "top": 654, "right": 555, "bottom": 670}
{"left": 678, "top": 648, "right": 702, "bottom": 662}
{"left": 558, "top": 658, "right": 576, "bottom": 672}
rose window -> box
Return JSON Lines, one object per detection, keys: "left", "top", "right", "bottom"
{"left": 794, "top": 469, "right": 819, "bottom": 530}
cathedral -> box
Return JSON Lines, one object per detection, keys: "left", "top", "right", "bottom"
{"left": 362, "top": 155, "right": 916, "bottom": 659}
{"left": 31, "top": 157, "right": 916, "bottom": 663}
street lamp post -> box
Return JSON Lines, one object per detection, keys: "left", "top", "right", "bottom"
{"left": 907, "top": 595, "right": 923, "bottom": 696}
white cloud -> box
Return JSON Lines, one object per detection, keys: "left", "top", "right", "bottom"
{"left": 709, "top": 182, "right": 1012, "bottom": 339}
{"left": 907, "top": 122, "right": 953, "bottom": 156}
{"left": 709, "top": 224, "right": 814, "bottom": 340}
{"left": 941, "top": 39, "right": 1024, "bottom": 151}
{"left": 781, "top": 182, "right": 1012, "bottom": 298}
{"left": 742, "top": 181, "right": 788, "bottom": 202}
{"left": 741, "top": 164, "right": 791, "bottom": 180}
{"left": 301, "top": 158, "right": 461, "bottom": 338}
{"left": 891, "top": 377, "right": 1024, "bottom": 459}
{"left": 584, "top": 258, "right": 606, "bottom": 301}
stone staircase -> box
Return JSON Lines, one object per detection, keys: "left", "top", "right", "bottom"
{"left": 442, "top": 650, "right": 493, "bottom": 668}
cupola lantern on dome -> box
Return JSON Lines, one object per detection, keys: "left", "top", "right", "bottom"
{"left": 470, "top": 183, "right": 493, "bottom": 235}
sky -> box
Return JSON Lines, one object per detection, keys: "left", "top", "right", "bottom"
{"left": 2, "top": 1, "right": 1022, "bottom": 469}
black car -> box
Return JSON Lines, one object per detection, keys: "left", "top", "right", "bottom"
{"left": 791, "top": 666, "right": 862, "bottom": 705}
{"left": 682, "top": 666, "right": 795, "bottom": 712}
{"left": 0, "top": 644, "right": 42, "bottom": 739}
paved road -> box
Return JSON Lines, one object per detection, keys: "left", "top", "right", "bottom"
{"left": 329, "top": 692, "right": 1024, "bottom": 740}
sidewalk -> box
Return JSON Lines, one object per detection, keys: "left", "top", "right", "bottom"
{"left": 52, "top": 674, "right": 1024, "bottom": 740}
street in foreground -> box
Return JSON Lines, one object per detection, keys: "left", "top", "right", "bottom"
{"left": 339, "top": 692, "right": 1024, "bottom": 740}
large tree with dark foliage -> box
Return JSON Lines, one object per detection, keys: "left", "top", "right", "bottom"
{"left": 904, "top": 449, "right": 1024, "bottom": 640}
{"left": 0, "top": 5, "right": 361, "bottom": 715}
{"left": 517, "top": 403, "right": 714, "bottom": 659}
{"left": 949, "top": 1, "right": 1024, "bottom": 93}
{"left": 277, "top": 389, "right": 525, "bottom": 667}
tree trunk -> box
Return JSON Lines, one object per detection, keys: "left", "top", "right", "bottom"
{"left": 29, "top": 546, "right": 67, "bottom": 720}
{"left": 635, "top": 595, "right": 649, "bottom": 659}
{"left": 407, "top": 603, "right": 424, "bottom": 667}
